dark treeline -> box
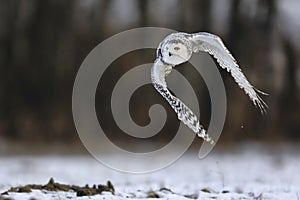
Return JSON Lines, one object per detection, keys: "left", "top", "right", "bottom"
{"left": 0, "top": 0, "right": 299, "bottom": 143}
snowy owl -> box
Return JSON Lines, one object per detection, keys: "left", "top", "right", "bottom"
{"left": 151, "top": 32, "right": 268, "bottom": 145}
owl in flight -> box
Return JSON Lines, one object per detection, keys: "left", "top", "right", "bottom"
{"left": 151, "top": 32, "right": 268, "bottom": 145}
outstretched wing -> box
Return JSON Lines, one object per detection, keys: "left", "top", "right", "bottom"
{"left": 188, "top": 32, "right": 268, "bottom": 114}
{"left": 151, "top": 59, "right": 214, "bottom": 144}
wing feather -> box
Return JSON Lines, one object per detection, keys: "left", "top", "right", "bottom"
{"left": 189, "top": 32, "right": 268, "bottom": 114}
{"left": 151, "top": 59, "right": 214, "bottom": 144}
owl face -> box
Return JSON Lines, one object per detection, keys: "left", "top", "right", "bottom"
{"left": 160, "top": 41, "right": 192, "bottom": 65}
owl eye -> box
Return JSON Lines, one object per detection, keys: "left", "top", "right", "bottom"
{"left": 174, "top": 47, "right": 180, "bottom": 51}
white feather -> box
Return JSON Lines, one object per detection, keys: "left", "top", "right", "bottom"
{"left": 151, "top": 59, "right": 214, "bottom": 144}
{"left": 151, "top": 32, "right": 268, "bottom": 144}
{"left": 188, "top": 32, "right": 268, "bottom": 114}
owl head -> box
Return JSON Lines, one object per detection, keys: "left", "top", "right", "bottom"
{"left": 158, "top": 33, "right": 192, "bottom": 65}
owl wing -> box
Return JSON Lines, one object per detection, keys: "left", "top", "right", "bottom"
{"left": 188, "top": 32, "right": 268, "bottom": 114}
{"left": 151, "top": 59, "right": 214, "bottom": 144}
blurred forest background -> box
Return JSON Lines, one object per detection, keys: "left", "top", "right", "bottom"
{"left": 0, "top": 0, "right": 300, "bottom": 152}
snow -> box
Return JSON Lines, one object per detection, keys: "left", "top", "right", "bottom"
{"left": 0, "top": 143, "right": 300, "bottom": 199}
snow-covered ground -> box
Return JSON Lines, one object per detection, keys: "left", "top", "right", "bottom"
{"left": 0, "top": 143, "right": 299, "bottom": 199}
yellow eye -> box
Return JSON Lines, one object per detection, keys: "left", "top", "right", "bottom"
{"left": 174, "top": 47, "right": 180, "bottom": 51}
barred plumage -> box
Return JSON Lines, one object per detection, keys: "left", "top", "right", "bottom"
{"left": 151, "top": 32, "right": 268, "bottom": 144}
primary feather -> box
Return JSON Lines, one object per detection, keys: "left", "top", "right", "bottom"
{"left": 188, "top": 32, "right": 268, "bottom": 114}
{"left": 151, "top": 59, "right": 214, "bottom": 144}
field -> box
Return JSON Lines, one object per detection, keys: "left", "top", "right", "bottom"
{"left": 1, "top": 143, "right": 299, "bottom": 200}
